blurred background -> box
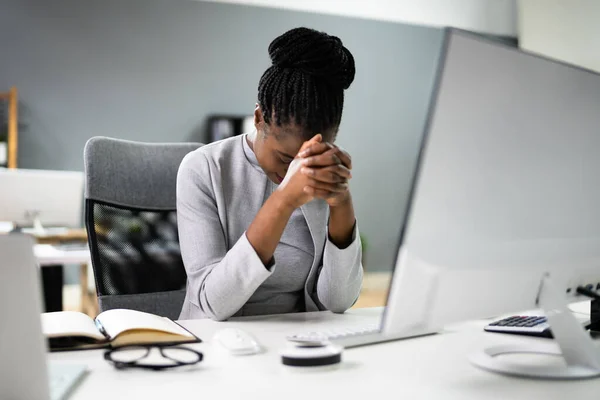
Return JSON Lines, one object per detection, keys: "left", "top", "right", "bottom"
{"left": 1, "top": 0, "right": 596, "bottom": 313}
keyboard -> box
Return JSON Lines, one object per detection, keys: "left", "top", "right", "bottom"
{"left": 484, "top": 315, "right": 552, "bottom": 338}
{"left": 287, "top": 324, "right": 381, "bottom": 346}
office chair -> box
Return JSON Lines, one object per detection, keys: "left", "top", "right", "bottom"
{"left": 83, "top": 137, "right": 202, "bottom": 319}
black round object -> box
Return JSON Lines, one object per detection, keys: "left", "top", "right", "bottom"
{"left": 280, "top": 344, "right": 343, "bottom": 367}
{"left": 281, "top": 352, "right": 341, "bottom": 367}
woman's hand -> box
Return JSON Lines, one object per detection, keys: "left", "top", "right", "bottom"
{"left": 274, "top": 134, "right": 356, "bottom": 248}
{"left": 274, "top": 134, "right": 339, "bottom": 209}
{"left": 297, "top": 142, "right": 353, "bottom": 207}
{"left": 298, "top": 139, "right": 356, "bottom": 247}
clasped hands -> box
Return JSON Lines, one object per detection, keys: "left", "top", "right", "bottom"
{"left": 277, "top": 134, "right": 353, "bottom": 209}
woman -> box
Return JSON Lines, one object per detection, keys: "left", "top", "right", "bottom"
{"left": 177, "top": 27, "right": 362, "bottom": 321}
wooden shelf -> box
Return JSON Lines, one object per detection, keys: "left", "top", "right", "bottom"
{"left": 0, "top": 86, "right": 18, "bottom": 168}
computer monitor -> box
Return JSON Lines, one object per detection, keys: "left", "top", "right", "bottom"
{"left": 0, "top": 168, "right": 84, "bottom": 231}
{"left": 0, "top": 235, "right": 87, "bottom": 400}
{"left": 383, "top": 29, "right": 600, "bottom": 379}
{"left": 0, "top": 235, "right": 49, "bottom": 400}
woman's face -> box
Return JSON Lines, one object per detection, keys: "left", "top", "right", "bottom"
{"left": 250, "top": 106, "right": 335, "bottom": 184}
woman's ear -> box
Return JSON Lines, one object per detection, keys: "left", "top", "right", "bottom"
{"left": 254, "top": 105, "right": 264, "bottom": 129}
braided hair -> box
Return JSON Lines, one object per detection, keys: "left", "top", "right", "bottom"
{"left": 258, "top": 27, "right": 356, "bottom": 139}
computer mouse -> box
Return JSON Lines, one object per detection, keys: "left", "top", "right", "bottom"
{"left": 212, "top": 328, "right": 262, "bottom": 356}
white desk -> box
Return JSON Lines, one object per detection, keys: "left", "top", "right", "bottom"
{"left": 49, "top": 304, "right": 598, "bottom": 400}
{"left": 34, "top": 244, "right": 95, "bottom": 315}
{"left": 34, "top": 244, "right": 91, "bottom": 267}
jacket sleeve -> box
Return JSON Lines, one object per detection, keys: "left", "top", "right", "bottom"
{"left": 315, "top": 223, "right": 364, "bottom": 313}
{"left": 176, "top": 152, "right": 274, "bottom": 321}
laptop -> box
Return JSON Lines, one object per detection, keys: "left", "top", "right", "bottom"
{"left": 0, "top": 235, "right": 87, "bottom": 400}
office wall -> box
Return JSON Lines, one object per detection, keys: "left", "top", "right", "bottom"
{"left": 205, "top": 0, "right": 518, "bottom": 36}
{"left": 518, "top": 0, "right": 600, "bottom": 73}
{"left": 0, "top": 0, "right": 444, "bottom": 272}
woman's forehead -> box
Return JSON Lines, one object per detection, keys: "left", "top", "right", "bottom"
{"left": 266, "top": 126, "right": 305, "bottom": 154}
{"left": 266, "top": 122, "right": 336, "bottom": 143}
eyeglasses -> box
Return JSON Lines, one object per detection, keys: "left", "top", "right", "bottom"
{"left": 104, "top": 344, "right": 203, "bottom": 371}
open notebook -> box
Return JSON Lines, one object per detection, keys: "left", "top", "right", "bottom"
{"left": 42, "top": 309, "right": 200, "bottom": 351}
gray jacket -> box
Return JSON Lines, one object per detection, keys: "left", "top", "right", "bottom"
{"left": 177, "top": 135, "right": 363, "bottom": 320}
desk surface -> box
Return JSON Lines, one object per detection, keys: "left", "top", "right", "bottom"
{"left": 49, "top": 304, "right": 599, "bottom": 400}
{"left": 0, "top": 226, "right": 88, "bottom": 243}
{"left": 34, "top": 244, "right": 91, "bottom": 266}
{"left": 0, "top": 228, "right": 91, "bottom": 266}
{"left": 33, "top": 228, "right": 88, "bottom": 245}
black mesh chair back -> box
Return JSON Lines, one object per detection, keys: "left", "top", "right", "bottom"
{"left": 84, "top": 137, "right": 202, "bottom": 319}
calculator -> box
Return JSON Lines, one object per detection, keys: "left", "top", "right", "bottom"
{"left": 484, "top": 315, "right": 552, "bottom": 338}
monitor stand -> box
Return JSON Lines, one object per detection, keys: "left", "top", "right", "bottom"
{"left": 590, "top": 298, "right": 600, "bottom": 335}
{"left": 470, "top": 274, "right": 600, "bottom": 379}
{"left": 19, "top": 210, "right": 47, "bottom": 235}
{"left": 20, "top": 211, "right": 67, "bottom": 236}
{"left": 31, "top": 215, "right": 46, "bottom": 235}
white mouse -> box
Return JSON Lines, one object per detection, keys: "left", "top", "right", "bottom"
{"left": 213, "top": 328, "right": 262, "bottom": 356}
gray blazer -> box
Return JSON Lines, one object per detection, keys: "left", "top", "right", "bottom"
{"left": 177, "top": 135, "right": 363, "bottom": 320}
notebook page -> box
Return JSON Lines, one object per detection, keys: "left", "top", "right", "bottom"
{"left": 41, "top": 311, "right": 106, "bottom": 341}
{"left": 96, "top": 309, "right": 194, "bottom": 340}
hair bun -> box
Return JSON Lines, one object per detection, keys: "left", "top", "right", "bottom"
{"left": 268, "top": 27, "right": 355, "bottom": 90}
